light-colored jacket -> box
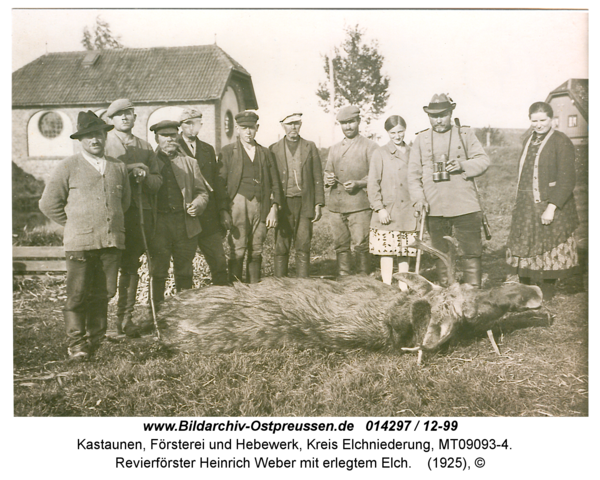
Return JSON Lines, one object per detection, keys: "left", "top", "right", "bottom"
{"left": 408, "top": 124, "right": 489, "bottom": 217}
{"left": 368, "top": 141, "right": 418, "bottom": 232}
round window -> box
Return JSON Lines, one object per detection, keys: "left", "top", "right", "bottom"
{"left": 39, "top": 112, "right": 63, "bottom": 139}
{"left": 224, "top": 110, "right": 234, "bottom": 138}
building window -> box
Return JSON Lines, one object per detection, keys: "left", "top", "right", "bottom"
{"left": 224, "top": 110, "right": 234, "bottom": 138}
{"left": 553, "top": 117, "right": 560, "bottom": 129}
{"left": 38, "top": 112, "right": 63, "bottom": 139}
{"left": 568, "top": 115, "right": 578, "bottom": 128}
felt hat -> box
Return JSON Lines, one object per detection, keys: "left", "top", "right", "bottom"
{"left": 180, "top": 107, "right": 203, "bottom": 123}
{"left": 149, "top": 120, "right": 181, "bottom": 135}
{"left": 235, "top": 111, "right": 259, "bottom": 126}
{"left": 70, "top": 110, "right": 114, "bottom": 139}
{"left": 281, "top": 113, "right": 302, "bottom": 124}
{"left": 423, "top": 93, "right": 456, "bottom": 114}
{"left": 336, "top": 106, "right": 360, "bottom": 122}
{"left": 106, "top": 98, "right": 134, "bottom": 117}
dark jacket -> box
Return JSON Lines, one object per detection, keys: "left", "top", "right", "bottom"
{"left": 177, "top": 135, "right": 228, "bottom": 235}
{"left": 269, "top": 136, "right": 325, "bottom": 219}
{"left": 218, "top": 139, "right": 282, "bottom": 222}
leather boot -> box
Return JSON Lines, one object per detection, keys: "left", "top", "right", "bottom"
{"left": 540, "top": 279, "right": 556, "bottom": 301}
{"left": 228, "top": 258, "right": 243, "bottom": 283}
{"left": 274, "top": 255, "right": 289, "bottom": 278}
{"left": 336, "top": 252, "right": 351, "bottom": 276}
{"left": 296, "top": 252, "right": 310, "bottom": 278}
{"left": 121, "top": 274, "right": 141, "bottom": 337}
{"left": 462, "top": 257, "right": 482, "bottom": 288}
{"left": 436, "top": 259, "right": 449, "bottom": 287}
{"left": 64, "top": 310, "right": 89, "bottom": 358}
{"left": 115, "top": 273, "right": 130, "bottom": 334}
{"left": 86, "top": 301, "right": 108, "bottom": 353}
{"left": 357, "top": 251, "right": 371, "bottom": 275}
{"left": 248, "top": 256, "right": 262, "bottom": 284}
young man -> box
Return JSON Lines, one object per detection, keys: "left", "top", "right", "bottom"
{"left": 39, "top": 111, "right": 131, "bottom": 361}
{"left": 407, "top": 93, "right": 490, "bottom": 287}
{"left": 324, "top": 106, "right": 378, "bottom": 275}
{"left": 177, "top": 108, "right": 229, "bottom": 285}
{"left": 218, "top": 111, "right": 281, "bottom": 283}
{"left": 269, "top": 113, "right": 324, "bottom": 277}
{"left": 104, "top": 98, "right": 162, "bottom": 336}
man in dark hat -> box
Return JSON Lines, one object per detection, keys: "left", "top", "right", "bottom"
{"left": 324, "top": 105, "right": 378, "bottom": 276}
{"left": 218, "top": 111, "right": 281, "bottom": 283}
{"left": 269, "top": 113, "right": 324, "bottom": 277}
{"left": 39, "top": 111, "right": 131, "bottom": 361}
{"left": 407, "top": 93, "right": 490, "bottom": 287}
{"left": 146, "top": 120, "right": 209, "bottom": 311}
{"left": 104, "top": 99, "right": 163, "bottom": 336}
{"left": 177, "top": 107, "right": 229, "bottom": 285}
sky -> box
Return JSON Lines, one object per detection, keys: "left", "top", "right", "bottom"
{"left": 11, "top": 7, "right": 588, "bottom": 147}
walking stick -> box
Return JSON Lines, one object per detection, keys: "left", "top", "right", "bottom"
{"left": 415, "top": 206, "right": 427, "bottom": 274}
{"left": 137, "top": 182, "right": 160, "bottom": 340}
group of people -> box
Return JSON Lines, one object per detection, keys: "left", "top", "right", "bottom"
{"left": 38, "top": 92, "right": 579, "bottom": 361}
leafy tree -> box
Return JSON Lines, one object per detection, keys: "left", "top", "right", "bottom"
{"left": 82, "top": 16, "right": 123, "bottom": 50}
{"left": 316, "top": 25, "right": 390, "bottom": 128}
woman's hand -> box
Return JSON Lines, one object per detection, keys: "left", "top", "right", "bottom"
{"left": 378, "top": 209, "right": 391, "bottom": 225}
{"left": 541, "top": 203, "right": 557, "bottom": 225}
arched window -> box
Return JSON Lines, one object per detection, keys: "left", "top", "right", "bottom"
{"left": 224, "top": 110, "right": 234, "bottom": 139}
{"left": 38, "top": 112, "right": 64, "bottom": 139}
{"left": 28, "top": 110, "right": 73, "bottom": 157}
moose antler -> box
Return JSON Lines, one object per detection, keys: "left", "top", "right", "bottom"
{"left": 410, "top": 236, "right": 459, "bottom": 284}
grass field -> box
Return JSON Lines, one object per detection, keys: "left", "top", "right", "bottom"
{"left": 13, "top": 139, "right": 588, "bottom": 417}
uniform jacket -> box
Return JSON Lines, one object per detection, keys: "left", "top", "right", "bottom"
{"left": 39, "top": 153, "right": 131, "bottom": 251}
{"left": 367, "top": 141, "right": 418, "bottom": 232}
{"left": 516, "top": 128, "right": 576, "bottom": 209}
{"left": 269, "top": 136, "right": 325, "bottom": 219}
{"left": 218, "top": 139, "right": 282, "bottom": 222}
{"left": 105, "top": 131, "right": 162, "bottom": 210}
{"left": 155, "top": 147, "right": 210, "bottom": 239}
{"left": 408, "top": 124, "right": 490, "bottom": 217}
{"left": 177, "top": 135, "right": 228, "bottom": 234}
{"left": 324, "top": 134, "right": 378, "bottom": 213}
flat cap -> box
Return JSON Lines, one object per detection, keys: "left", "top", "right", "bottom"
{"left": 336, "top": 106, "right": 360, "bottom": 122}
{"left": 235, "top": 111, "right": 259, "bottom": 126}
{"left": 180, "top": 107, "right": 203, "bottom": 123}
{"left": 281, "top": 113, "right": 302, "bottom": 124}
{"left": 149, "top": 120, "right": 181, "bottom": 134}
{"left": 106, "top": 98, "right": 134, "bottom": 118}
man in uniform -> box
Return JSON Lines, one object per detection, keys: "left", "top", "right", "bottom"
{"left": 269, "top": 113, "right": 325, "bottom": 277}
{"left": 218, "top": 111, "right": 281, "bottom": 283}
{"left": 39, "top": 111, "right": 131, "bottom": 360}
{"left": 408, "top": 93, "right": 490, "bottom": 287}
{"left": 324, "top": 106, "right": 378, "bottom": 276}
{"left": 104, "top": 98, "right": 162, "bottom": 336}
{"left": 177, "top": 108, "right": 229, "bottom": 285}
{"left": 148, "top": 120, "right": 209, "bottom": 310}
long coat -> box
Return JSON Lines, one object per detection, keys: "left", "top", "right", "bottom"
{"left": 218, "top": 139, "right": 282, "bottom": 222}
{"left": 367, "top": 141, "right": 418, "bottom": 232}
{"left": 269, "top": 137, "right": 325, "bottom": 219}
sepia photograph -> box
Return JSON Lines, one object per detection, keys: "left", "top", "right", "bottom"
{"left": 8, "top": 4, "right": 593, "bottom": 476}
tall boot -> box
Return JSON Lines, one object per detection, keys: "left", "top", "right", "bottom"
{"left": 64, "top": 310, "right": 89, "bottom": 359}
{"left": 115, "top": 273, "right": 130, "bottom": 334}
{"left": 436, "top": 258, "right": 449, "bottom": 287}
{"left": 86, "top": 300, "right": 108, "bottom": 353}
{"left": 121, "top": 275, "right": 141, "bottom": 337}
{"left": 336, "top": 252, "right": 351, "bottom": 276}
{"left": 248, "top": 256, "right": 262, "bottom": 284}
{"left": 296, "top": 252, "right": 310, "bottom": 278}
{"left": 274, "top": 255, "right": 289, "bottom": 278}
{"left": 462, "top": 257, "right": 482, "bottom": 288}
{"left": 228, "top": 258, "right": 243, "bottom": 283}
{"left": 540, "top": 278, "right": 556, "bottom": 301}
{"left": 357, "top": 251, "right": 371, "bottom": 275}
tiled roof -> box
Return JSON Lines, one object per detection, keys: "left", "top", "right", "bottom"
{"left": 546, "top": 78, "right": 588, "bottom": 121}
{"left": 12, "top": 44, "right": 257, "bottom": 108}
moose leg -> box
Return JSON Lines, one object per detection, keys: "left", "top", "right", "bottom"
{"left": 487, "top": 329, "right": 501, "bottom": 356}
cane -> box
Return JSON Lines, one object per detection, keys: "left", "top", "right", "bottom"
{"left": 137, "top": 181, "right": 160, "bottom": 340}
{"left": 415, "top": 206, "right": 427, "bottom": 274}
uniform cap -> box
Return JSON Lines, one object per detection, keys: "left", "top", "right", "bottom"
{"left": 336, "top": 106, "right": 360, "bottom": 122}
{"left": 149, "top": 120, "right": 181, "bottom": 134}
{"left": 235, "top": 111, "right": 259, "bottom": 126}
{"left": 106, "top": 98, "right": 134, "bottom": 118}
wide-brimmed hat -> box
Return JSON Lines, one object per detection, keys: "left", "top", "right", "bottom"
{"left": 423, "top": 93, "right": 456, "bottom": 114}
{"left": 70, "top": 110, "right": 114, "bottom": 139}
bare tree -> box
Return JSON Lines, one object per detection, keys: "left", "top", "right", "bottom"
{"left": 82, "top": 16, "right": 123, "bottom": 50}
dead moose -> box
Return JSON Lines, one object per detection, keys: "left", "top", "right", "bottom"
{"left": 154, "top": 238, "right": 548, "bottom": 363}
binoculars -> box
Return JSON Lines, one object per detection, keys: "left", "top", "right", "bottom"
{"left": 433, "top": 154, "right": 450, "bottom": 182}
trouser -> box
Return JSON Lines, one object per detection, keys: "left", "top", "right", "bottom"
{"left": 274, "top": 196, "right": 313, "bottom": 256}
{"left": 149, "top": 212, "right": 198, "bottom": 304}
{"left": 64, "top": 248, "right": 121, "bottom": 351}
{"left": 228, "top": 194, "right": 267, "bottom": 262}
{"left": 329, "top": 209, "right": 371, "bottom": 254}
{"left": 198, "top": 229, "right": 228, "bottom": 285}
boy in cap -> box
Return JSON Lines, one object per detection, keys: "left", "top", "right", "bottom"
{"left": 269, "top": 113, "right": 324, "bottom": 277}
{"left": 407, "top": 93, "right": 490, "bottom": 287}
{"left": 218, "top": 111, "right": 281, "bottom": 283}
{"left": 177, "top": 108, "right": 229, "bottom": 285}
{"left": 39, "top": 111, "right": 131, "bottom": 360}
{"left": 104, "top": 98, "right": 163, "bottom": 336}
{"left": 324, "top": 106, "right": 378, "bottom": 276}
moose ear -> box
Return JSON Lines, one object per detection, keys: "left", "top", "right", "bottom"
{"left": 393, "top": 272, "right": 441, "bottom": 296}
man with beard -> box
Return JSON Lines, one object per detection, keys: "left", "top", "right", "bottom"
{"left": 408, "top": 93, "right": 490, "bottom": 287}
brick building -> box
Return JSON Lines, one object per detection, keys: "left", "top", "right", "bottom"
{"left": 545, "top": 78, "right": 588, "bottom": 145}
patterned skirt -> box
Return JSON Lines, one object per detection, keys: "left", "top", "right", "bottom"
{"left": 369, "top": 228, "right": 418, "bottom": 257}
